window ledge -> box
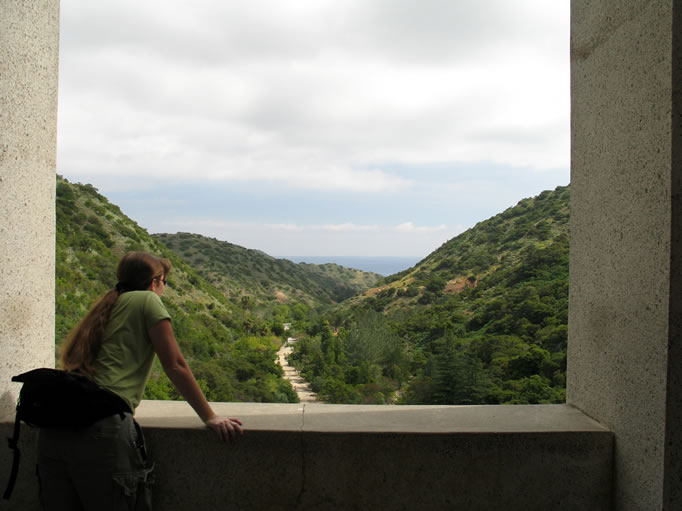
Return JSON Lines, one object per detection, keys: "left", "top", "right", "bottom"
{"left": 136, "top": 400, "right": 609, "bottom": 434}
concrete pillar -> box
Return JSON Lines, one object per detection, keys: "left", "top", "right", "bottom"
{"left": 0, "top": 1, "right": 60, "bottom": 421}
{"left": 568, "top": 1, "right": 681, "bottom": 509}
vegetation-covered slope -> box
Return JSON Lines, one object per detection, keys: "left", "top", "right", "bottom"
{"left": 56, "top": 175, "right": 297, "bottom": 403}
{"left": 290, "top": 185, "right": 570, "bottom": 405}
{"left": 57, "top": 173, "right": 570, "bottom": 407}
{"left": 154, "top": 232, "right": 380, "bottom": 307}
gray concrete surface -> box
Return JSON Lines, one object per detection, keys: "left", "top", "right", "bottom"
{"left": 135, "top": 400, "right": 610, "bottom": 433}
{"left": 0, "top": 403, "right": 612, "bottom": 511}
{"left": 568, "top": 1, "right": 681, "bottom": 509}
{"left": 0, "top": 0, "right": 59, "bottom": 422}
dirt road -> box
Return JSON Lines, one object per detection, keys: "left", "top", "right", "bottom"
{"left": 277, "top": 341, "right": 318, "bottom": 403}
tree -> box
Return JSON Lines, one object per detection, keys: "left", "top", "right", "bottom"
{"left": 431, "top": 339, "right": 491, "bottom": 405}
{"left": 343, "top": 311, "right": 405, "bottom": 371}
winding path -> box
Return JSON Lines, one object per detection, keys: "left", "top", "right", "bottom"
{"left": 277, "top": 339, "right": 318, "bottom": 403}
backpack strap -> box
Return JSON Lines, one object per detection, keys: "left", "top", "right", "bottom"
{"left": 2, "top": 410, "right": 21, "bottom": 500}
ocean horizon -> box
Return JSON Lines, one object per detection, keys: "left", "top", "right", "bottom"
{"left": 278, "top": 255, "right": 423, "bottom": 276}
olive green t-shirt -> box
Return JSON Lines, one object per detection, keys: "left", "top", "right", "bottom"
{"left": 93, "top": 290, "right": 171, "bottom": 412}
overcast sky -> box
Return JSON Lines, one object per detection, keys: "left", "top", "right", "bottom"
{"left": 57, "top": 1, "right": 569, "bottom": 258}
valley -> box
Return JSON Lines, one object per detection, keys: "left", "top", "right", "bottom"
{"left": 56, "top": 174, "right": 569, "bottom": 406}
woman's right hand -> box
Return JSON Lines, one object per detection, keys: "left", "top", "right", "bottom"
{"left": 205, "top": 415, "right": 243, "bottom": 442}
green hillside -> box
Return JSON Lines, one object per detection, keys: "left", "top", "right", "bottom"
{"left": 289, "top": 185, "right": 570, "bottom": 405}
{"left": 57, "top": 173, "right": 571, "bottom": 407}
{"left": 154, "top": 232, "right": 380, "bottom": 307}
{"left": 55, "top": 175, "right": 298, "bottom": 404}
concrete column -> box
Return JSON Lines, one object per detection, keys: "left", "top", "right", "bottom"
{"left": 568, "top": 1, "right": 681, "bottom": 509}
{"left": 0, "top": 1, "right": 60, "bottom": 421}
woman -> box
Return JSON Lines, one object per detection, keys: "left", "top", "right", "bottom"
{"left": 38, "top": 251, "right": 242, "bottom": 510}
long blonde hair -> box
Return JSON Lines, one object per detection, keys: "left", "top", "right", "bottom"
{"left": 61, "top": 251, "right": 171, "bottom": 376}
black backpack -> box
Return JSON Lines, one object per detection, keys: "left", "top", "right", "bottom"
{"left": 3, "top": 368, "right": 130, "bottom": 500}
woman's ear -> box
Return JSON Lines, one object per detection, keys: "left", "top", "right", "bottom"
{"left": 149, "top": 277, "right": 164, "bottom": 296}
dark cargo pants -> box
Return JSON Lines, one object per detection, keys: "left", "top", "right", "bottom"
{"left": 37, "top": 413, "right": 153, "bottom": 511}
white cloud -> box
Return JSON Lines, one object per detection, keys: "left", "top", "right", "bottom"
{"left": 264, "top": 223, "right": 302, "bottom": 232}
{"left": 396, "top": 222, "right": 448, "bottom": 233}
{"left": 58, "top": 0, "right": 569, "bottom": 191}
{"left": 321, "top": 223, "right": 380, "bottom": 232}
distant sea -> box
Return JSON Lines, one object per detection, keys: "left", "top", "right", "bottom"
{"left": 279, "top": 256, "right": 422, "bottom": 276}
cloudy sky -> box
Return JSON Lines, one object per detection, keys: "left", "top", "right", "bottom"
{"left": 57, "top": 1, "right": 569, "bottom": 258}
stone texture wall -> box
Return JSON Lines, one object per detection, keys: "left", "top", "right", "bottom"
{"left": 664, "top": 3, "right": 682, "bottom": 506}
{"left": 0, "top": 1, "right": 60, "bottom": 421}
{"left": 0, "top": 403, "right": 613, "bottom": 511}
{"left": 568, "top": 1, "right": 681, "bottom": 508}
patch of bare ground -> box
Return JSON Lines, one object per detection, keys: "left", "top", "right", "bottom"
{"left": 277, "top": 341, "right": 318, "bottom": 403}
{"left": 444, "top": 277, "right": 478, "bottom": 294}
{"left": 274, "top": 290, "right": 288, "bottom": 303}
{"left": 364, "top": 285, "right": 392, "bottom": 297}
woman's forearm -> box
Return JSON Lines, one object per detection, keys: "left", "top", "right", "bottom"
{"left": 148, "top": 319, "right": 215, "bottom": 422}
{"left": 149, "top": 319, "right": 243, "bottom": 441}
{"left": 163, "top": 359, "right": 216, "bottom": 423}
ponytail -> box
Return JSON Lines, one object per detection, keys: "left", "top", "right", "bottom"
{"left": 60, "top": 288, "right": 120, "bottom": 376}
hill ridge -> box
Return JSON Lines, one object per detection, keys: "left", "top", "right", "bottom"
{"left": 288, "top": 185, "right": 570, "bottom": 406}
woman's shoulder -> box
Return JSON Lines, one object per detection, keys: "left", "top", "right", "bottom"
{"left": 116, "top": 291, "right": 170, "bottom": 321}
{"left": 136, "top": 290, "right": 170, "bottom": 315}
{"left": 118, "top": 290, "right": 164, "bottom": 308}
{"left": 121, "top": 289, "right": 158, "bottom": 300}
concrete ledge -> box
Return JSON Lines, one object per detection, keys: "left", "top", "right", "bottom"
{"left": 1, "top": 403, "right": 612, "bottom": 510}
{"left": 137, "top": 400, "right": 610, "bottom": 433}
